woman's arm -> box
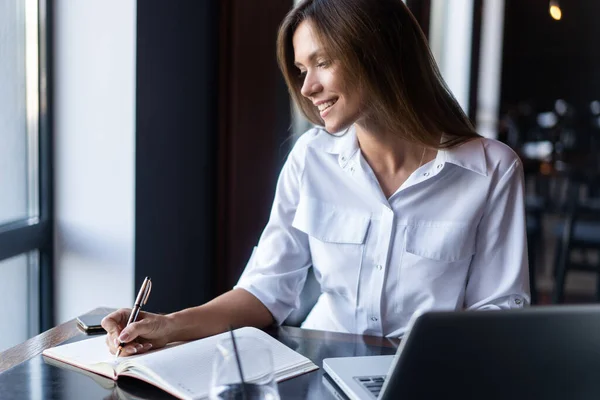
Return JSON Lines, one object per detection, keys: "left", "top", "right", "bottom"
{"left": 464, "top": 158, "right": 530, "bottom": 309}
{"left": 167, "top": 288, "right": 275, "bottom": 341}
{"left": 102, "top": 288, "right": 274, "bottom": 356}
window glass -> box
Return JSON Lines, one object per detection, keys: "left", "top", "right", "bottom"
{"left": 0, "top": 0, "right": 31, "bottom": 226}
{"left": 0, "top": 253, "right": 32, "bottom": 352}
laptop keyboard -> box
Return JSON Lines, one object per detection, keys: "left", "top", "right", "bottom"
{"left": 354, "top": 375, "right": 386, "bottom": 399}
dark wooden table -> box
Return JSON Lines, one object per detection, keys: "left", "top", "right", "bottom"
{"left": 0, "top": 308, "right": 400, "bottom": 399}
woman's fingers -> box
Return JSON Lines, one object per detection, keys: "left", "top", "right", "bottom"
{"left": 103, "top": 310, "right": 166, "bottom": 357}
{"left": 101, "top": 309, "right": 131, "bottom": 337}
{"left": 118, "top": 318, "right": 158, "bottom": 343}
{"left": 119, "top": 342, "right": 153, "bottom": 356}
{"left": 105, "top": 335, "right": 117, "bottom": 354}
{"left": 102, "top": 309, "right": 132, "bottom": 354}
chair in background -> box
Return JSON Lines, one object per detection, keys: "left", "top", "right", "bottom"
{"left": 588, "top": 100, "right": 600, "bottom": 189}
{"left": 552, "top": 172, "right": 600, "bottom": 303}
{"left": 526, "top": 195, "right": 545, "bottom": 304}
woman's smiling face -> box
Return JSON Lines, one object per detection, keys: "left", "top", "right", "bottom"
{"left": 293, "top": 20, "right": 365, "bottom": 133}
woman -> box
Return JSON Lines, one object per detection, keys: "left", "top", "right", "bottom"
{"left": 103, "top": 0, "right": 529, "bottom": 356}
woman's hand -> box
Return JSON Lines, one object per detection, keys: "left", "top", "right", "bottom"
{"left": 101, "top": 308, "right": 173, "bottom": 357}
{"left": 101, "top": 289, "right": 274, "bottom": 357}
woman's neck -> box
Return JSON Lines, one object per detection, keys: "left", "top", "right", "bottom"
{"left": 354, "top": 123, "right": 431, "bottom": 175}
{"left": 354, "top": 122, "right": 437, "bottom": 198}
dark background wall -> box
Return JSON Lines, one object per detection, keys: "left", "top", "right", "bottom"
{"left": 216, "top": 0, "right": 294, "bottom": 294}
{"left": 406, "top": 0, "right": 431, "bottom": 39}
{"left": 135, "top": 1, "right": 220, "bottom": 313}
{"left": 135, "top": 0, "right": 292, "bottom": 313}
{"left": 501, "top": 0, "right": 600, "bottom": 113}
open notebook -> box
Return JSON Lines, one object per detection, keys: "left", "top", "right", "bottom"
{"left": 42, "top": 327, "right": 318, "bottom": 400}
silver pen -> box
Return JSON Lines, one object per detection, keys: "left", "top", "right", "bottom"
{"left": 115, "top": 277, "right": 152, "bottom": 358}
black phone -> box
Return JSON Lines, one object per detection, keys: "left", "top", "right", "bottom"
{"left": 76, "top": 314, "right": 107, "bottom": 334}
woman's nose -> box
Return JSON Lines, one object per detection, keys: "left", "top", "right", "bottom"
{"left": 300, "top": 72, "right": 322, "bottom": 98}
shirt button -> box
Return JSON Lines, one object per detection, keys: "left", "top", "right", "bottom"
{"left": 341, "top": 156, "right": 346, "bottom": 161}
{"left": 350, "top": 166, "right": 355, "bottom": 173}
{"left": 423, "top": 172, "right": 429, "bottom": 176}
{"left": 376, "top": 264, "right": 383, "bottom": 271}
{"left": 371, "top": 317, "right": 378, "bottom": 322}
{"left": 437, "top": 164, "right": 442, "bottom": 169}
{"left": 515, "top": 298, "right": 522, "bottom": 305}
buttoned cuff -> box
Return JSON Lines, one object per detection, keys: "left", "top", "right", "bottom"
{"left": 469, "top": 293, "right": 530, "bottom": 310}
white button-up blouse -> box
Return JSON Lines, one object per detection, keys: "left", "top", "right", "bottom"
{"left": 235, "top": 126, "right": 530, "bottom": 337}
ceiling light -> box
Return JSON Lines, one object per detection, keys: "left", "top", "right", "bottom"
{"left": 549, "top": 0, "right": 562, "bottom": 20}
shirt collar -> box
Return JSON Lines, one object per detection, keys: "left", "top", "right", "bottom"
{"left": 308, "top": 126, "right": 487, "bottom": 176}
{"left": 307, "top": 125, "right": 360, "bottom": 167}
{"left": 439, "top": 137, "right": 488, "bottom": 176}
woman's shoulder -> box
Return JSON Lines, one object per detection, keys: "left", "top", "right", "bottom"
{"left": 478, "top": 137, "right": 522, "bottom": 171}
{"left": 293, "top": 126, "right": 324, "bottom": 147}
{"left": 284, "top": 126, "right": 328, "bottom": 167}
{"left": 475, "top": 137, "right": 524, "bottom": 180}
{"left": 446, "top": 137, "right": 522, "bottom": 178}
{"left": 478, "top": 137, "right": 520, "bottom": 160}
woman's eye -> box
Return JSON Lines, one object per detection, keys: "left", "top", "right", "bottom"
{"left": 317, "top": 60, "right": 330, "bottom": 68}
{"left": 298, "top": 70, "right": 307, "bottom": 80}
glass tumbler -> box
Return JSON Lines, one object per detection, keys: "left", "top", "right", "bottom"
{"left": 209, "top": 336, "right": 280, "bottom": 400}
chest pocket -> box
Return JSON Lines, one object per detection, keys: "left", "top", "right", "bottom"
{"left": 405, "top": 223, "right": 476, "bottom": 263}
{"left": 292, "top": 196, "right": 370, "bottom": 302}
{"left": 396, "top": 222, "right": 476, "bottom": 312}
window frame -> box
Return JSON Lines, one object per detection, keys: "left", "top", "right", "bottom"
{"left": 0, "top": 0, "right": 54, "bottom": 332}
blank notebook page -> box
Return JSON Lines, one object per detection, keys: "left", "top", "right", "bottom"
{"left": 132, "top": 327, "right": 314, "bottom": 398}
{"left": 43, "top": 336, "right": 121, "bottom": 368}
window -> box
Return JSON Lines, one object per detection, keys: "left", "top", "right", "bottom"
{"left": 0, "top": 0, "right": 53, "bottom": 352}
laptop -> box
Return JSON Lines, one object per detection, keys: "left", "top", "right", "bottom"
{"left": 323, "top": 305, "right": 600, "bottom": 400}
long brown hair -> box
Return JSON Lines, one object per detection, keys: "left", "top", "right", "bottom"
{"left": 277, "top": 0, "right": 480, "bottom": 148}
